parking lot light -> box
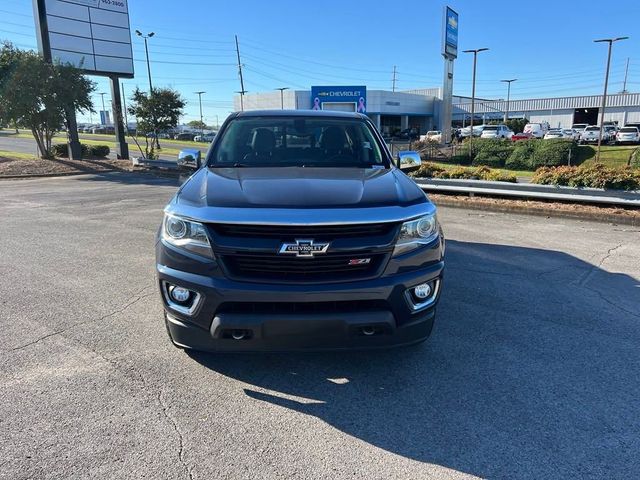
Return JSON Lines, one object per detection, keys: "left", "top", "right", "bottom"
{"left": 463, "top": 48, "right": 489, "bottom": 160}
{"left": 594, "top": 36, "right": 629, "bottom": 162}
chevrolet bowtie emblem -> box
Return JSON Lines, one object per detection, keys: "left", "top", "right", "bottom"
{"left": 279, "top": 239, "right": 330, "bottom": 257}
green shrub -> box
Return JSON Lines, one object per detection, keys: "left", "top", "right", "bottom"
{"left": 52, "top": 143, "right": 89, "bottom": 158}
{"left": 470, "top": 139, "right": 514, "bottom": 168}
{"left": 411, "top": 163, "right": 516, "bottom": 183}
{"left": 630, "top": 147, "right": 640, "bottom": 168}
{"left": 531, "top": 164, "right": 640, "bottom": 190}
{"left": 472, "top": 151, "right": 503, "bottom": 167}
{"left": 411, "top": 162, "right": 447, "bottom": 178}
{"left": 531, "top": 139, "right": 576, "bottom": 168}
{"left": 89, "top": 145, "right": 110, "bottom": 157}
{"left": 505, "top": 140, "right": 537, "bottom": 170}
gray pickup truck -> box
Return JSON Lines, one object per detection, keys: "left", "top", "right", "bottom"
{"left": 156, "top": 110, "right": 445, "bottom": 352}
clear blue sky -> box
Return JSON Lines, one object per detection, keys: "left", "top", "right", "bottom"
{"left": 1, "top": 0, "right": 639, "bottom": 125}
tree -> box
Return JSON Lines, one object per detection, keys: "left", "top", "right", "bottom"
{"left": 187, "top": 120, "right": 207, "bottom": 130}
{"left": 128, "top": 87, "right": 185, "bottom": 158}
{"left": 0, "top": 42, "right": 95, "bottom": 158}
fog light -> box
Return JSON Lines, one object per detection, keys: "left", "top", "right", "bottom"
{"left": 169, "top": 286, "right": 191, "bottom": 303}
{"left": 413, "top": 283, "right": 432, "bottom": 299}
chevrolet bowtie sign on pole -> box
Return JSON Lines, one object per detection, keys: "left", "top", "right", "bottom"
{"left": 440, "top": 6, "right": 458, "bottom": 144}
{"left": 33, "top": 0, "right": 134, "bottom": 159}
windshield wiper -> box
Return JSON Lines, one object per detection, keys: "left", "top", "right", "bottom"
{"left": 211, "top": 162, "right": 251, "bottom": 168}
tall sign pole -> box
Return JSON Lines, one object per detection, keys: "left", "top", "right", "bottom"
{"left": 440, "top": 6, "right": 459, "bottom": 144}
{"left": 33, "top": 0, "right": 134, "bottom": 159}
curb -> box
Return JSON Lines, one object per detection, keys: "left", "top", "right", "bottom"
{"left": 430, "top": 194, "right": 640, "bottom": 227}
{"left": 0, "top": 170, "right": 124, "bottom": 180}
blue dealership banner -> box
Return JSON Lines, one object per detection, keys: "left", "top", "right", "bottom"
{"left": 310, "top": 86, "right": 367, "bottom": 113}
{"left": 442, "top": 6, "right": 458, "bottom": 59}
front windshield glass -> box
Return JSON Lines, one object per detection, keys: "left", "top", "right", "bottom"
{"left": 210, "top": 116, "right": 386, "bottom": 168}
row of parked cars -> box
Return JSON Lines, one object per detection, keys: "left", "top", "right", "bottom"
{"left": 449, "top": 122, "right": 640, "bottom": 145}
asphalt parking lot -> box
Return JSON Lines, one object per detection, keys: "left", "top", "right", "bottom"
{"left": 1, "top": 173, "right": 639, "bottom": 480}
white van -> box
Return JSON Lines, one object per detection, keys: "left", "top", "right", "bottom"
{"left": 523, "top": 122, "right": 550, "bottom": 139}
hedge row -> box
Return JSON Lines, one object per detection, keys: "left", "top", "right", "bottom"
{"left": 411, "top": 162, "right": 517, "bottom": 183}
{"left": 630, "top": 147, "right": 640, "bottom": 169}
{"left": 531, "top": 163, "right": 640, "bottom": 191}
{"left": 52, "top": 143, "right": 110, "bottom": 158}
{"left": 466, "top": 138, "right": 577, "bottom": 170}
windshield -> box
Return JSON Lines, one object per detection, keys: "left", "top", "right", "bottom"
{"left": 209, "top": 116, "right": 386, "bottom": 168}
{"left": 484, "top": 126, "right": 498, "bottom": 131}
{"left": 620, "top": 127, "right": 638, "bottom": 133}
{"left": 586, "top": 127, "right": 599, "bottom": 131}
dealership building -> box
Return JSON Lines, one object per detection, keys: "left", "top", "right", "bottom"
{"left": 234, "top": 87, "right": 640, "bottom": 134}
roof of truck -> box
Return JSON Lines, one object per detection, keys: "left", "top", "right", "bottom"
{"left": 233, "top": 109, "right": 368, "bottom": 119}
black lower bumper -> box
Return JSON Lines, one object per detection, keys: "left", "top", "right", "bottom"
{"left": 165, "top": 308, "right": 435, "bottom": 352}
{"left": 157, "top": 252, "right": 444, "bottom": 352}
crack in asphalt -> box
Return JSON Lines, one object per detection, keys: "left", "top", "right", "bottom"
{"left": 577, "top": 243, "right": 624, "bottom": 287}
{"left": 8, "top": 285, "right": 156, "bottom": 352}
{"left": 159, "top": 388, "right": 194, "bottom": 480}
{"left": 581, "top": 284, "right": 640, "bottom": 319}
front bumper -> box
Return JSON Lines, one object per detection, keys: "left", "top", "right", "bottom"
{"left": 156, "top": 242, "right": 444, "bottom": 352}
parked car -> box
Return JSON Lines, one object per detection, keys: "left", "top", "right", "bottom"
{"left": 393, "top": 128, "right": 420, "bottom": 140}
{"left": 571, "top": 123, "right": 589, "bottom": 135}
{"left": 194, "top": 134, "right": 217, "bottom": 143}
{"left": 563, "top": 129, "right": 581, "bottom": 140}
{"left": 543, "top": 129, "right": 564, "bottom": 140}
{"left": 174, "top": 133, "right": 196, "bottom": 141}
{"left": 604, "top": 125, "right": 618, "bottom": 142}
{"left": 523, "top": 122, "right": 549, "bottom": 139}
{"left": 459, "top": 125, "right": 485, "bottom": 138}
{"left": 159, "top": 110, "right": 444, "bottom": 352}
{"left": 615, "top": 126, "right": 640, "bottom": 144}
{"left": 511, "top": 131, "right": 534, "bottom": 141}
{"left": 580, "top": 126, "right": 608, "bottom": 144}
{"left": 481, "top": 125, "right": 513, "bottom": 139}
{"left": 421, "top": 130, "right": 442, "bottom": 143}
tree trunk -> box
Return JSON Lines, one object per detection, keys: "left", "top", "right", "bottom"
{"left": 32, "top": 128, "right": 47, "bottom": 158}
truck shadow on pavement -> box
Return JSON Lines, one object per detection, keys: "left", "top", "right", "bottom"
{"left": 189, "top": 240, "right": 640, "bottom": 479}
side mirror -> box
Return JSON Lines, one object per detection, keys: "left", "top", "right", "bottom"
{"left": 177, "top": 149, "right": 202, "bottom": 170}
{"left": 397, "top": 150, "right": 421, "bottom": 173}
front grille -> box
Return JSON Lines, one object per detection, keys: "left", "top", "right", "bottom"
{"left": 210, "top": 222, "right": 397, "bottom": 239}
{"left": 218, "top": 300, "right": 389, "bottom": 315}
{"left": 220, "top": 252, "right": 386, "bottom": 283}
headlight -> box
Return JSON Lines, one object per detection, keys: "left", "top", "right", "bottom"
{"left": 393, "top": 214, "right": 439, "bottom": 256}
{"left": 162, "top": 213, "right": 213, "bottom": 258}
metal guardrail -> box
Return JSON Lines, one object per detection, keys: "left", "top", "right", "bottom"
{"left": 415, "top": 178, "right": 640, "bottom": 207}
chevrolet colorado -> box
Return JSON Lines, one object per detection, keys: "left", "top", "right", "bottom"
{"left": 156, "top": 110, "right": 444, "bottom": 352}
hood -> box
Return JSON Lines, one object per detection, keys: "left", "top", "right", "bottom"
{"left": 176, "top": 167, "right": 426, "bottom": 209}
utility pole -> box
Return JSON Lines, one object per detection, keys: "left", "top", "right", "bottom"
{"left": 135, "top": 30, "right": 155, "bottom": 93}
{"left": 594, "top": 36, "right": 628, "bottom": 162}
{"left": 392, "top": 65, "right": 397, "bottom": 92}
{"left": 622, "top": 57, "right": 630, "bottom": 94}
{"left": 235, "top": 35, "right": 246, "bottom": 111}
{"left": 463, "top": 48, "right": 489, "bottom": 160}
{"left": 195, "top": 91, "right": 206, "bottom": 136}
{"left": 500, "top": 79, "right": 517, "bottom": 123}
{"left": 276, "top": 87, "right": 289, "bottom": 109}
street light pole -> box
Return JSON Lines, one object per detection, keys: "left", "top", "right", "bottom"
{"left": 500, "top": 79, "right": 517, "bottom": 123}
{"left": 276, "top": 87, "right": 289, "bottom": 109}
{"left": 594, "top": 36, "right": 628, "bottom": 162}
{"left": 135, "top": 30, "right": 155, "bottom": 93}
{"left": 463, "top": 48, "right": 489, "bottom": 160}
{"left": 195, "top": 91, "right": 206, "bottom": 136}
